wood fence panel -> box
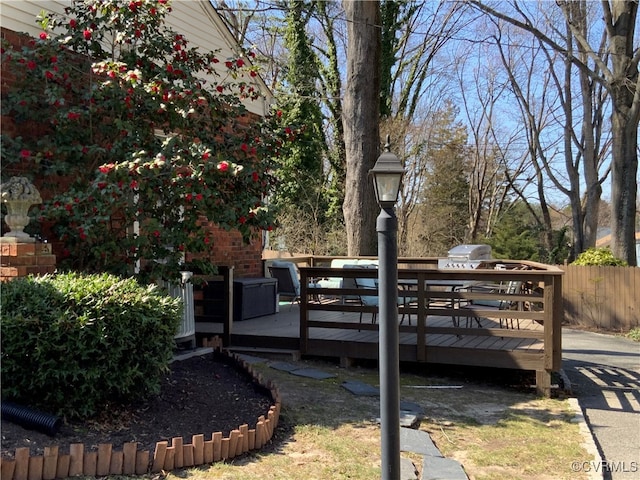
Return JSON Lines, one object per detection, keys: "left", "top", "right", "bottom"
{"left": 561, "top": 265, "right": 640, "bottom": 330}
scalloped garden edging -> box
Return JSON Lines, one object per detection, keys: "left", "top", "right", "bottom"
{"left": 0, "top": 338, "right": 281, "bottom": 480}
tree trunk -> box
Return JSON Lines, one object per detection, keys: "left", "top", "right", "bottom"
{"left": 607, "top": 0, "right": 638, "bottom": 265}
{"left": 342, "top": 1, "right": 381, "bottom": 256}
{"left": 611, "top": 105, "right": 638, "bottom": 264}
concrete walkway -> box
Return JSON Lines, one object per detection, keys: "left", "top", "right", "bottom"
{"left": 562, "top": 328, "right": 640, "bottom": 480}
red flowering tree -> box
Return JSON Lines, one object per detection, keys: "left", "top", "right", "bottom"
{"left": 1, "top": 0, "right": 283, "bottom": 282}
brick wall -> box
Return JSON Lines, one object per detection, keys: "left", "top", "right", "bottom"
{"left": 192, "top": 223, "right": 265, "bottom": 278}
{"left": 1, "top": 27, "right": 264, "bottom": 280}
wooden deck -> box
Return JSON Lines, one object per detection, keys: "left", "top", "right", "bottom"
{"left": 195, "top": 257, "right": 563, "bottom": 396}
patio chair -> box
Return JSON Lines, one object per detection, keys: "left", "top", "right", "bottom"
{"left": 457, "top": 280, "right": 523, "bottom": 328}
{"left": 268, "top": 261, "right": 319, "bottom": 308}
{"left": 354, "top": 274, "right": 379, "bottom": 325}
{"left": 354, "top": 266, "right": 410, "bottom": 326}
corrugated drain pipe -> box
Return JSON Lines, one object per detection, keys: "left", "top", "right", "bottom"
{"left": 1, "top": 401, "right": 62, "bottom": 436}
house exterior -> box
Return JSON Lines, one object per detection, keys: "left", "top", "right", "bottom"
{"left": 1, "top": 0, "right": 273, "bottom": 279}
{"left": 0, "top": 0, "right": 272, "bottom": 116}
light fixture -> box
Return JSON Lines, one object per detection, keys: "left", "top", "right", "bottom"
{"left": 371, "top": 135, "right": 404, "bottom": 480}
{"left": 369, "top": 136, "right": 404, "bottom": 208}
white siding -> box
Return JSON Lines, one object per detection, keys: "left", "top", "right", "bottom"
{"left": 0, "top": 0, "right": 271, "bottom": 115}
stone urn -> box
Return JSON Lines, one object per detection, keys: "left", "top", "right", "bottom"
{"left": 0, "top": 176, "right": 42, "bottom": 243}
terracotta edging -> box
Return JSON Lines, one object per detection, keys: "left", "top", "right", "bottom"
{"left": 1, "top": 339, "right": 281, "bottom": 480}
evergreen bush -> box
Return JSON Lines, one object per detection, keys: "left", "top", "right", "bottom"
{"left": 0, "top": 272, "right": 181, "bottom": 420}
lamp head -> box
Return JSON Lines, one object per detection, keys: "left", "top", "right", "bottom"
{"left": 369, "top": 136, "right": 404, "bottom": 208}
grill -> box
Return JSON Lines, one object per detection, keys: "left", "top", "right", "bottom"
{"left": 438, "top": 244, "right": 492, "bottom": 269}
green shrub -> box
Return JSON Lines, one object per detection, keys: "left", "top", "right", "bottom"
{"left": 1, "top": 272, "right": 182, "bottom": 420}
{"left": 627, "top": 328, "right": 640, "bottom": 342}
{"left": 571, "top": 247, "right": 628, "bottom": 266}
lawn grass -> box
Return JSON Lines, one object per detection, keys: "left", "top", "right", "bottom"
{"left": 157, "top": 357, "right": 592, "bottom": 480}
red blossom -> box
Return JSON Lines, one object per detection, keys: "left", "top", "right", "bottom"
{"left": 202, "top": 151, "right": 210, "bottom": 160}
{"left": 130, "top": 180, "right": 138, "bottom": 189}
{"left": 250, "top": 70, "right": 257, "bottom": 77}
{"left": 98, "top": 163, "right": 115, "bottom": 174}
{"left": 67, "top": 111, "right": 81, "bottom": 120}
{"left": 50, "top": 56, "right": 57, "bottom": 63}
{"left": 239, "top": 216, "right": 246, "bottom": 224}
{"left": 69, "top": 19, "right": 77, "bottom": 29}
{"left": 97, "top": 182, "right": 107, "bottom": 189}
{"left": 20, "top": 149, "right": 31, "bottom": 158}
{"left": 236, "top": 58, "right": 244, "bottom": 67}
{"left": 240, "top": 143, "right": 248, "bottom": 152}
{"left": 195, "top": 193, "right": 203, "bottom": 201}
{"left": 185, "top": 193, "right": 193, "bottom": 201}
{"left": 153, "top": 230, "right": 160, "bottom": 238}
{"left": 27, "top": 61, "right": 36, "bottom": 70}
{"left": 252, "top": 171, "right": 259, "bottom": 182}
{"left": 83, "top": 29, "right": 92, "bottom": 40}
{"left": 216, "top": 85, "right": 223, "bottom": 93}
{"left": 39, "top": 32, "right": 48, "bottom": 40}
{"left": 217, "top": 161, "right": 229, "bottom": 172}
{"left": 45, "top": 70, "right": 54, "bottom": 80}
{"left": 276, "top": 110, "right": 282, "bottom": 118}
{"left": 225, "top": 61, "right": 233, "bottom": 69}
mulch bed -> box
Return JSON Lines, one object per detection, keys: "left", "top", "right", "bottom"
{"left": 1, "top": 351, "right": 275, "bottom": 460}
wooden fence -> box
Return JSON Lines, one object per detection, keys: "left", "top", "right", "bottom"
{"left": 0, "top": 344, "right": 281, "bottom": 480}
{"left": 561, "top": 265, "right": 639, "bottom": 331}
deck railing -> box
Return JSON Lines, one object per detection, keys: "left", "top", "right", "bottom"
{"left": 290, "top": 257, "right": 563, "bottom": 395}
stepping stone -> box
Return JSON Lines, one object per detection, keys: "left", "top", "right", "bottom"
{"left": 289, "top": 368, "right": 336, "bottom": 380}
{"left": 400, "top": 400, "right": 424, "bottom": 417}
{"left": 341, "top": 380, "right": 379, "bottom": 396}
{"left": 375, "top": 412, "right": 419, "bottom": 428}
{"left": 400, "top": 427, "right": 441, "bottom": 457}
{"left": 422, "top": 456, "right": 469, "bottom": 480}
{"left": 399, "top": 412, "right": 419, "bottom": 428}
{"left": 401, "top": 457, "right": 418, "bottom": 480}
{"left": 235, "top": 354, "right": 266, "bottom": 364}
{"left": 269, "top": 361, "right": 299, "bottom": 372}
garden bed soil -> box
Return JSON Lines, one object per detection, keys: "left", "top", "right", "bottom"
{"left": 1, "top": 352, "right": 274, "bottom": 459}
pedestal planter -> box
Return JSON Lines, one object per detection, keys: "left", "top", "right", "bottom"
{"left": 0, "top": 177, "right": 42, "bottom": 243}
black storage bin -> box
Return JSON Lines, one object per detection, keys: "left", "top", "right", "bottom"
{"left": 233, "top": 277, "right": 277, "bottom": 321}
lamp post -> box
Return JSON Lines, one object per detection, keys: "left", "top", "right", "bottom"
{"left": 369, "top": 136, "right": 404, "bottom": 480}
